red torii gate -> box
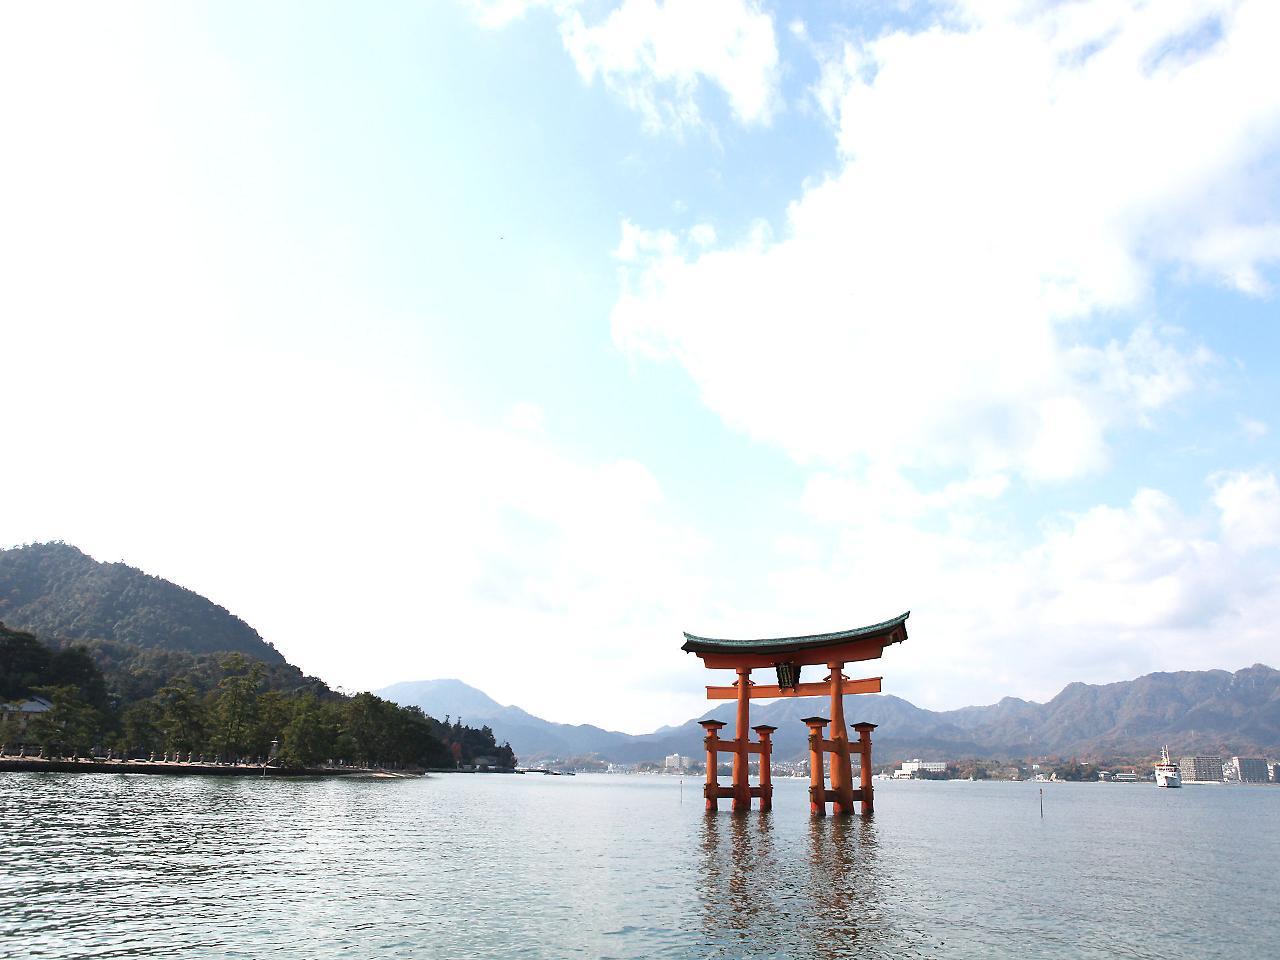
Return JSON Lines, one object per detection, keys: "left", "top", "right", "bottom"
{"left": 681, "top": 613, "right": 908, "bottom": 816}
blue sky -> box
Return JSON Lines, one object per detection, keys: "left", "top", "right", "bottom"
{"left": 3, "top": 0, "right": 1279, "bottom": 731}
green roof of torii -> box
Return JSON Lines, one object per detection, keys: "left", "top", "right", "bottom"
{"left": 681, "top": 612, "right": 909, "bottom": 656}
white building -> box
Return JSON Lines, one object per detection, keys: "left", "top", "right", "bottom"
{"left": 663, "top": 753, "right": 689, "bottom": 774}
{"left": 893, "top": 758, "right": 947, "bottom": 779}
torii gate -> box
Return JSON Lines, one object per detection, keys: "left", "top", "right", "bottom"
{"left": 681, "top": 613, "right": 908, "bottom": 816}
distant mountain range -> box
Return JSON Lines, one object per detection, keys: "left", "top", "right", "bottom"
{"left": 5, "top": 541, "right": 1275, "bottom": 764}
{"left": 380, "top": 664, "right": 1280, "bottom": 763}
{"left": 0, "top": 543, "right": 283, "bottom": 663}
{"left": 377, "top": 679, "right": 643, "bottom": 759}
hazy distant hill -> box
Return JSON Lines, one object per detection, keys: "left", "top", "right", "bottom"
{"left": 382, "top": 665, "right": 1280, "bottom": 763}
{"left": 377, "top": 678, "right": 638, "bottom": 759}
{"left": 0, "top": 542, "right": 283, "bottom": 663}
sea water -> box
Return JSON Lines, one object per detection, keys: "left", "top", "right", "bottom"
{"left": 2, "top": 773, "right": 1276, "bottom": 958}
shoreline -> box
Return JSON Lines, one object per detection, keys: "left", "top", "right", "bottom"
{"left": 0, "top": 757, "right": 417, "bottom": 778}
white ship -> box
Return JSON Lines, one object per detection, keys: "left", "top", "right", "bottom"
{"left": 1154, "top": 745, "right": 1181, "bottom": 788}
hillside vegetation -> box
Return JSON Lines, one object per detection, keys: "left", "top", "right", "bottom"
{"left": 0, "top": 542, "right": 516, "bottom": 769}
{"left": 1, "top": 622, "right": 514, "bottom": 769}
{"left": 0, "top": 543, "right": 282, "bottom": 662}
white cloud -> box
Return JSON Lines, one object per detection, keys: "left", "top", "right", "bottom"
{"left": 6, "top": 1, "right": 1279, "bottom": 733}
{"left": 1032, "top": 489, "right": 1220, "bottom": 631}
{"left": 611, "top": 0, "right": 1279, "bottom": 483}
{"left": 0, "top": 4, "right": 716, "bottom": 734}
{"left": 759, "top": 471, "right": 1280, "bottom": 708}
{"left": 1240, "top": 417, "right": 1269, "bottom": 440}
{"left": 1187, "top": 223, "right": 1280, "bottom": 295}
{"left": 562, "top": 0, "right": 779, "bottom": 131}
{"left": 800, "top": 466, "right": 1009, "bottom": 526}
{"left": 0, "top": 336, "right": 714, "bottom": 729}
{"left": 467, "top": 0, "right": 573, "bottom": 29}
{"left": 504, "top": 401, "right": 547, "bottom": 433}
{"left": 1213, "top": 469, "right": 1280, "bottom": 550}
{"left": 470, "top": 0, "right": 780, "bottom": 132}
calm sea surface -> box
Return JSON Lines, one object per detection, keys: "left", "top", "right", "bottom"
{"left": 2, "top": 772, "right": 1276, "bottom": 959}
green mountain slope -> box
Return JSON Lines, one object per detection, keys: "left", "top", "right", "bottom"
{"left": 0, "top": 543, "right": 282, "bottom": 662}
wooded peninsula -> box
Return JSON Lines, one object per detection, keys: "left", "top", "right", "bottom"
{"left": 0, "top": 621, "right": 515, "bottom": 770}
{"left": 0, "top": 542, "right": 517, "bottom": 771}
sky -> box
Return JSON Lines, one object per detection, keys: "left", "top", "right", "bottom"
{"left": 3, "top": 0, "right": 1279, "bottom": 733}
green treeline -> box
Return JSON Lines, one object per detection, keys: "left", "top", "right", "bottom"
{"left": 0, "top": 623, "right": 515, "bottom": 770}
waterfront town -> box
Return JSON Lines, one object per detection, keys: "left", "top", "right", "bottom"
{"left": 590, "top": 751, "right": 1280, "bottom": 784}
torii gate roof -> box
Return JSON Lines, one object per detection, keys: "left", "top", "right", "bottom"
{"left": 681, "top": 612, "right": 909, "bottom": 658}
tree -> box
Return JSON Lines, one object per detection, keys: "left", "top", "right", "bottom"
{"left": 120, "top": 699, "right": 163, "bottom": 756}
{"left": 212, "top": 654, "right": 264, "bottom": 758}
{"left": 253, "top": 690, "right": 292, "bottom": 757}
{"left": 47, "top": 645, "right": 110, "bottom": 711}
{"left": 495, "top": 741, "right": 517, "bottom": 769}
{"left": 279, "top": 694, "right": 336, "bottom": 768}
{"left": 385, "top": 704, "right": 450, "bottom": 768}
{"left": 157, "top": 679, "right": 205, "bottom": 753}
{"left": 0, "top": 623, "right": 52, "bottom": 699}
{"left": 344, "top": 692, "right": 390, "bottom": 766}
{"left": 28, "top": 684, "right": 102, "bottom": 755}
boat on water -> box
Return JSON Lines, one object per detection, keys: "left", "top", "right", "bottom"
{"left": 1155, "top": 745, "right": 1182, "bottom": 788}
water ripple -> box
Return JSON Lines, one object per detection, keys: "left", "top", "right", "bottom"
{"left": 2, "top": 773, "right": 1277, "bottom": 958}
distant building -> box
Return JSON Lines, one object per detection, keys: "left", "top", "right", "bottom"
{"left": 1179, "top": 756, "right": 1223, "bottom": 783}
{"left": 0, "top": 695, "right": 52, "bottom": 738}
{"left": 1232, "top": 757, "right": 1270, "bottom": 784}
{"left": 663, "top": 753, "right": 690, "bottom": 774}
{"left": 893, "top": 759, "right": 947, "bottom": 779}
{"left": 1269, "top": 762, "right": 1280, "bottom": 783}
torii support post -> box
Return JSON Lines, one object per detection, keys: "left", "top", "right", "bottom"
{"left": 853, "top": 721, "right": 876, "bottom": 815}
{"left": 732, "top": 668, "right": 752, "bottom": 813}
{"left": 752, "top": 724, "right": 777, "bottom": 811}
{"left": 827, "top": 662, "right": 856, "bottom": 816}
{"left": 803, "top": 716, "right": 829, "bottom": 817}
{"left": 700, "top": 720, "right": 726, "bottom": 812}
{"left": 701, "top": 712, "right": 774, "bottom": 813}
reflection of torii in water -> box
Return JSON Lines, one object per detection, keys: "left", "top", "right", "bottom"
{"left": 681, "top": 613, "right": 909, "bottom": 816}
{"left": 696, "top": 800, "right": 895, "bottom": 960}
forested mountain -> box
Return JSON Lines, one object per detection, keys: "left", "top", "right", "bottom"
{"left": 384, "top": 664, "right": 1280, "bottom": 764}
{"left": 1, "top": 621, "right": 515, "bottom": 769}
{"left": 0, "top": 543, "right": 517, "bottom": 768}
{"left": 0, "top": 542, "right": 282, "bottom": 662}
